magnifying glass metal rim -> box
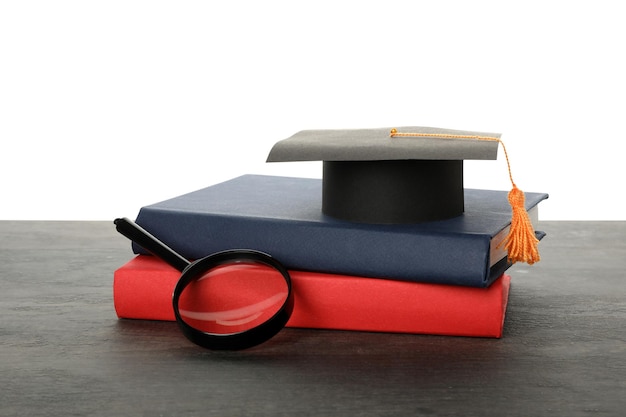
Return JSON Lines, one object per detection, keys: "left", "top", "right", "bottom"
{"left": 173, "top": 249, "right": 294, "bottom": 350}
{"left": 114, "top": 217, "right": 294, "bottom": 350}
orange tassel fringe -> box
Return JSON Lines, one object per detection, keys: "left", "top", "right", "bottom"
{"left": 390, "top": 128, "right": 540, "bottom": 265}
{"left": 504, "top": 186, "right": 540, "bottom": 264}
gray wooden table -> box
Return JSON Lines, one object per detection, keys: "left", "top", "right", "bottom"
{"left": 1, "top": 221, "right": 624, "bottom": 416}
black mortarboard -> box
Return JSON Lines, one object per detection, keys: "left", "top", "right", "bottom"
{"left": 266, "top": 126, "right": 501, "bottom": 224}
{"left": 267, "top": 126, "right": 542, "bottom": 266}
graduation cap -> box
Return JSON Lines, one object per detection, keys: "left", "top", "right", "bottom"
{"left": 267, "top": 126, "right": 540, "bottom": 265}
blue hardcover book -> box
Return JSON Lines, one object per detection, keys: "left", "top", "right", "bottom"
{"left": 132, "top": 175, "right": 548, "bottom": 287}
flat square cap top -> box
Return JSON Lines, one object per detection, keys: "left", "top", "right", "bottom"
{"left": 266, "top": 126, "right": 501, "bottom": 162}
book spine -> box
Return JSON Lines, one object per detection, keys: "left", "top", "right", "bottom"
{"left": 134, "top": 208, "right": 497, "bottom": 287}
{"left": 114, "top": 256, "right": 510, "bottom": 338}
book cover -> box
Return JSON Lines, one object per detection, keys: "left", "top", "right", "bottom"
{"left": 132, "top": 175, "right": 547, "bottom": 287}
{"left": 114, "top": 255, "right": 512, "bottom": 338}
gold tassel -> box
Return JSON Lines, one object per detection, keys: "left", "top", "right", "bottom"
{"left": 504, "top": 186, "right": 540, "bottom": 264}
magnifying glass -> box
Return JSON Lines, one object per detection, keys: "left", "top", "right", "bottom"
{"left": 114, "top": 217, "right": 294, "bottom": 350}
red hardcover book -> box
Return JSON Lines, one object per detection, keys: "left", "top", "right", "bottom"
{"left": 113, "top": 255, "right": 512, "bottom": 338}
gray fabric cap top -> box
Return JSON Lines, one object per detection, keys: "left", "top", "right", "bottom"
{"left": 266, "top": 126, "right": 501, "bottom": 162}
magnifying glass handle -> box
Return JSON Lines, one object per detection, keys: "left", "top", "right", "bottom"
{"left": 114, "top": 217, "right": 190, "bottom": 272}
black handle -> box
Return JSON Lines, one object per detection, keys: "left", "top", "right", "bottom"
{"left": 114, "top": 217, "right": 190, "bottom": 272}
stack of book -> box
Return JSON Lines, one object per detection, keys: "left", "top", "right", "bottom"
{"left": 113, "top": 174, "right": 548, "bottom": 338}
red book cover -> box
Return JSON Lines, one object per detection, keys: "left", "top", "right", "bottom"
{"left": 113, "top": 255, "right": 512, "bottom": 338}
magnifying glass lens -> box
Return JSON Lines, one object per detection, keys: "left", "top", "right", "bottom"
{"left": 177, "top": 262, "right": 290, "bottom": 335}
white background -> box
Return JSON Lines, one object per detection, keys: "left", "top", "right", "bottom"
{"left": 1, "top": 1, "right": 624, "bottom": 220}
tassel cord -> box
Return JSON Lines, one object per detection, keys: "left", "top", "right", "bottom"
{"left": 390, "top": 128, "right": 540, "bottom": 265}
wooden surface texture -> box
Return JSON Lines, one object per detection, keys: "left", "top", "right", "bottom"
{"left": 1, "top": 221, "right": 624, "bottom": 416}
